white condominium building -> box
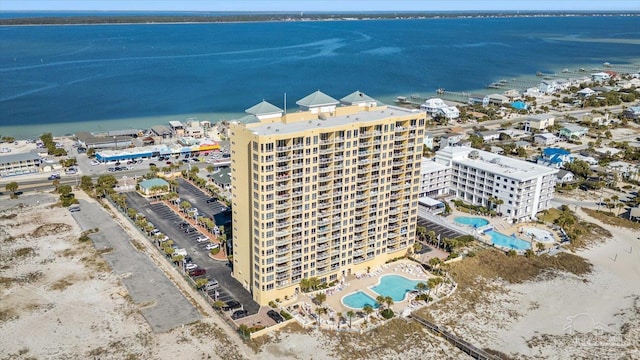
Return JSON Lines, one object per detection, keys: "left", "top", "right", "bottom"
{"left": 419, "top": 158, "right": 451, "bottom": 198}
{"left": 230, "top": 90, "right": 426, "bottom": 305}
{"left": 434, "top": 146, "right": 558, "bottom": 221}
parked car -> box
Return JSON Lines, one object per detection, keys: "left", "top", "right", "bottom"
{"left": 222, "top": 300, "right": 241, "bottom": 311}
{"left": 204, "top": 279, "right": 219, "bottom": 291}
{"left": 148, "top": 163, "right": 156, "bottom": 167}
{"left": 90, "top": 160, "right": 100, "bottom": 166}
{"left": 196, "top": 236, "right": 209, "bottom": 243}
{"left": 231, "top": 309, "right": 248, "bottom": 320}
{"left": 184, "top": 227, "right": 197, "bottom": 234}
{"left": 206, "top": 197, "right": 217, "bottom": 203}
{"left": 267, "top": 309, "right": 284, "bottom": 323}
{"left": 205, "top": 243, "right": 219, "bottom": 250}
{"left": 184, "top": 263, "right": 198, "bottom": 271}
{"left": 188, "top": 268, "right": 206, "bottom": 277}
{"left": 178, "top": 222, "right": 189, "bottom": 229}
{"left": 48, "top": 174, "right": 61, "bottom": 180}
{"left": 68, "top": 205, "right": 81, "bottom": 212}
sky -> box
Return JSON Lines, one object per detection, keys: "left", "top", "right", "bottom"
{"left": 1, "top": 0, "right": 639, "bottom": 12}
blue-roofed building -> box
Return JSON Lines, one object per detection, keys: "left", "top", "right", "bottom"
{"left": 537, "top": 147, "right": 573, "bottom": 169}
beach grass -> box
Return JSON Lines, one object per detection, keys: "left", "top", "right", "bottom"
{"left": 581, "top": 208, "right": 640, "bottom": 231}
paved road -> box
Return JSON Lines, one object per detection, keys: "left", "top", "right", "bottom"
{"left": 71, "top": 198, "right": 200, "bottom": 332}
{"left": 123, "top": 190, "right": 260, "bottom": 316}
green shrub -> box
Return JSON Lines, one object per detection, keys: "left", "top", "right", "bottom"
{"left": 280, "top": 310, "right": 292, "bottom": 320}
{"left": 381, "top": 308, "right": 394, "bottom": 319}
{"left": 268, "top": 301, "right": 277, "bottom": 309}
{"left": 210, "top": 247, "right": 220, "bottom": 255}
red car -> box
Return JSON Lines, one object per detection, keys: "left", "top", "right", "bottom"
{"left": 188, "top": 268, "right": 206, "bottom": 277}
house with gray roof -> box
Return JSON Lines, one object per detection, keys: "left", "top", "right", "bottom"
{"left": 0, "top": 152, "right": 41, "bottom": 177}
{"left": 556, "top": 169, "right": 575, "bottom": 183}
{"left": 558, "top": 123, "right": 588, "bottom": 139}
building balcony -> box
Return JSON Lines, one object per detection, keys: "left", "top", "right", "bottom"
{"left": 319, "top": 148, "right": 333, "bottom": 155}
{"left": 276, "top": 193, "right": 291, "bottom": 200}
{"left": 276, "top": 203, "right": 290, "bottom": 210}
{"left": 276, "top": 230, "right": 290, "bottom": 237}
{"left": 319, "top": 139, "right": 333, "bottom": 145}
{"left": 276, "top": 146, "right": 291, "bottom": 151}
{"left": 359, "top": 132, "right": 373, "bottom": 138}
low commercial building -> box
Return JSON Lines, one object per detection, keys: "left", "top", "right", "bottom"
{"left": 0, "top": 152, "right": 41, "bottom": 177}
{"left": 138, "top": 178, "right": 170, "bottom": 197}
{"left": 76, "top": 132, "right": 133, "bottom": 150}
{"left": 169, "top": 121, "right": 185, "bottom": 136}
{"left": 435, "top": 146, "right": 558, "bottom": 222}
{"left": 209, "top": 167, "right": 232, "bottom": 191}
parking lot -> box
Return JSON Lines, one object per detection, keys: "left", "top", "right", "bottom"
{"left": 71, "top": 198, "right": 200, "bottom": 332}
{"left": 123, "top": 190, "right": 260, "bottom": 317}
{"left": 176, "top": 178, "right": 232, "bottom": 229}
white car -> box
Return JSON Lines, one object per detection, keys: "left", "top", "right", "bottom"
{"left": 196, "top": 236, "right": 209, "bottom": 243}
{"left": 205, "top": 243, "right": 220, "bottom": 250}
{"left": 90, "top": 160, "right": 100, "bottom": 166}
{"left": 184, "top": 263, "right": 198, "bottom": 271}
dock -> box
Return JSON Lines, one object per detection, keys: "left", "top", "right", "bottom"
{"left": 409, "top": 313, "right": 499, "bottom": 360}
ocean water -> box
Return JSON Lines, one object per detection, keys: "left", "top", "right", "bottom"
{"left": 1, "top": 15, "right": 639, "bottom": 138}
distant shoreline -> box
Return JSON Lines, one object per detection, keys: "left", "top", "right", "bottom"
{"left": 1, "top": 11, "right": 639, "bottom": 26}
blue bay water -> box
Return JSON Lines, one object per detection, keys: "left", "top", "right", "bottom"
{"left": 1, "top": 15, "right": 639, "bottom": 138}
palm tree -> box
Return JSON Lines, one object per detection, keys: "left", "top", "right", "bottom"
{"left": 384, "top": 296, "right": 394, "bottom": 309}
{"left": 314, "top": 293, "right": 326, "bottom": 306}
{"left": 363, "top": 304, "right": 374, "bottom": 319}
{"left": 494, "top": 198, "right": 504, "bottom": 215}
{"left": 346, "top": 310, "right": 355, "bottom": 328}
{"left": 536, "top": 242, "right": 545, "bottom": 252}
{"left": 616, "top": 202, "right": 625, "bottom": 216}
{"left": 416, "top": 282, "right": 428, "bottom": 294}
{"left": 375, "top": 295, "right": 386, "bottom": 312}
{"left": 336, "top": 312, "right": 343, "bottom": 327}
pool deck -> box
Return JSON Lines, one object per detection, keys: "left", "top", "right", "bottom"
{"left": 449, "top": 209, "right": 562, "bottom": 251}
{"left": 283, "top": 259, "right": 454, "bottom": 329}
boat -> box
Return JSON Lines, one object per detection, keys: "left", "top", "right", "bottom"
{"left": 487, "top": 82, "right": 502, "bottom": 89}
{"left": 395, "top": 96, "right": 409, "bottom": 104}
{"left": 562, "top": 68, "right": 570, "bottom": 73}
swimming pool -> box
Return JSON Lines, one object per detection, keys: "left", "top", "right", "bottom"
{"left": 487, "top": 230, "right": 531, "bottom": 250}
{"left": 342, "top": 291, "right": 379, "bottom": 309}
{"left": 454, "top": 216, "right": 489, "bottom": 228}
{"left": 370, "top": 275, "right": 423, "bottom": 302}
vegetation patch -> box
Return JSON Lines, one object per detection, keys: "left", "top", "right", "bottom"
{"left": 50, "top": 277, "right": 75, "bottom": 291}
{"left": 13, "top": 247, "right": 36, "bottom": 259}
{"left": 582, "top": 207, "right": 640, "bottom": 231}
{"left": 130, "top": 240, "right": 145, "bottom": 252}
{"left": 29, "top": 223, "right": 72, "bottom": 238}
{"left": 448, "top": 249, "right": 591, "bottom": 288}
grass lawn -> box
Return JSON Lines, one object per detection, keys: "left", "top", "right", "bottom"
{"left": 537, "top": 208, "right": 562, "bottom": 223}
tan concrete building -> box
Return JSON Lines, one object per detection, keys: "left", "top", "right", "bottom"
{"left": 229, "top": 90, "right": 426, "bottom": 305}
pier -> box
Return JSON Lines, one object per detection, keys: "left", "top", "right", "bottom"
{"left": 409, "top": 313, "right": 498, "bottom": 360}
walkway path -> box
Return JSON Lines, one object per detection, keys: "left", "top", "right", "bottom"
{"left": 410, "top": 313, "right": 498, "bottom": 360}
